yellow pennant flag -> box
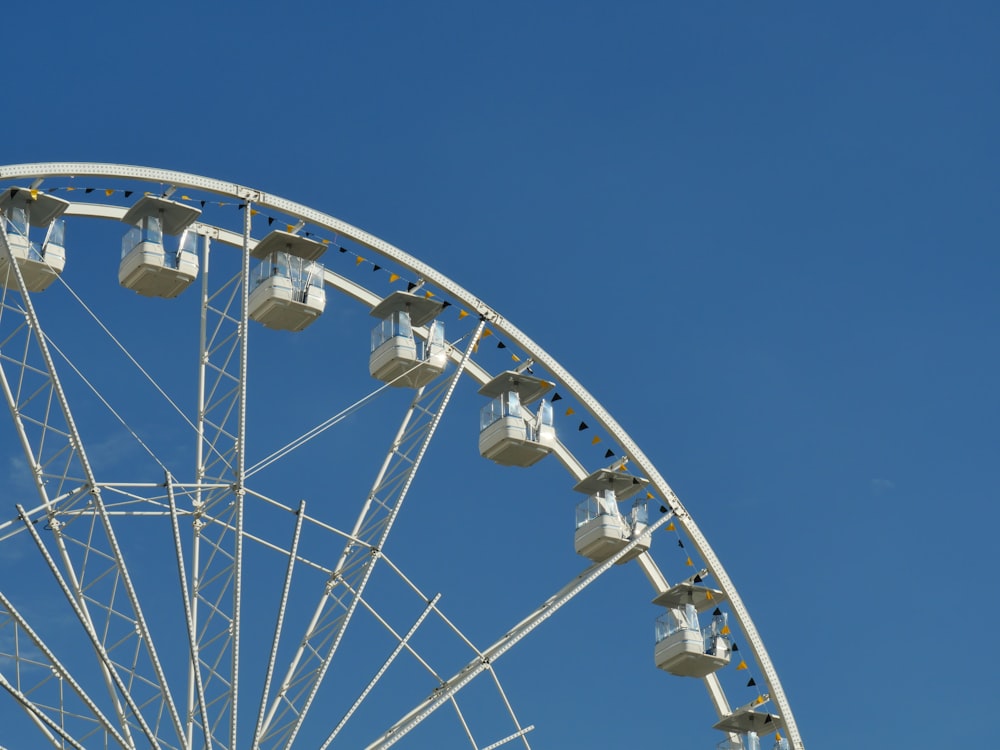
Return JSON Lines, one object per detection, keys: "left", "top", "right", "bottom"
{"left": 181, "top": 195, "right": 191, "bottom": 201}
{"left": 685, "top": 557, "right": 694, "bottom": 567}
{"left": 666, "top": 522, "right": 675, "bottom": 531}
{"left": 66, "top": 186, "right": 76, "bottom": 191}
{"left": 736, "top": 660, "right": 748, "bottom": 671}
{"left": 756, "top": 695, "right": 766, "bottom": 705}
{"left": 591, "top": 436, "right": 601, "bottom": 445}
{"left": 705, "top": 590, "right": 713, "bottom": 600}
{"left": 565, "top": 407, "right": 575, "bottom": 416}
{"left": 647, "top": 491, "right": 654, "bottom": 499}
{"left": 30, "top": 189, "right": 38, "bottom": 200}
{"left": 511, "top": 354, "right": 521, "bottom": 362}
{"left": 458, "top": 309, "right": 469, "bottom": 319}
{"left": 105, "top": 188, "right": 114, "bottom": 196}
{"left": 356, "top": 256, "right": 365, "bottom": 266}
{"left": 424, "top": 290, "right": 435, "bottom": 298}
{"left": 775, "top": 731, "right": 782, "bottom": 741}
{"left": 389, "top": 273, "right": 400, "bottom": 283}
{"left": 250, "top": 209, "right": 260, "bottom": 216}
{"left": 482, "top": 328, "right": 493, "bottom": 337}
{"left": 720, "top": 625, "right": 730, "bottom": 635}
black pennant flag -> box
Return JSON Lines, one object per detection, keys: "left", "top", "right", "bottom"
{"left": 268, "top": 216, "right": 274, "bottom": 225}
{"left": 373, "top": 265, "right": 381, "bottom": 272}
{"left": 124, "top": 190, "right": 133, "bottom": 198}
{"left": 713, "top": 608, "right": 722, "bottom": 616}
{"left": 604, "top": 449, "right": 614, "bottom": 458}
{"left": 497, "top": 341, "right": 506, "bottom": 349}
{"left": 578, "top": 422, "right": 589, "bottom": 431}
{"left": 551, "top": 393, "right": 562, "bottom": 402}
{"left": 747, "top": 678, "right": 756, "bottom": 687}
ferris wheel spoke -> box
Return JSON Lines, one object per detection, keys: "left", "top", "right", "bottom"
{"left": 256, "top": 321, "right": 485, "bottom": 750}
{"left": 188, "top": 206, "right": 254, "bottom": 750}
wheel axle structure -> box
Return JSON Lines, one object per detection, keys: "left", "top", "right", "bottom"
{"left": 0, "top": 163, "right": 804, "bottom": 750}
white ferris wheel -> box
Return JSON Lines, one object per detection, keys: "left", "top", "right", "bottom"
{"left": 0, "top": 163, "right": 804, "bottom": 750}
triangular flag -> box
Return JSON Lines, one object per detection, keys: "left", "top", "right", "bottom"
{"left": 268, "top": 217, "right": 275, "bottom": 226}
{"left": 756, "top": 695, "right": 766, "bottom": 705}
{"left": 83, "top": 187, "right": 92, "bottom": 193}
{"left": 424, "top": 290, "right": 435, "bottom": 298}
{"left": 693, "top": 574, "right": 702, "bottom": 583}
{"left": 775, "top": 731, "right": 782, "bottom": 741}
{"left": 356, "top": 256, "right": 364, "bottom": 265}
{"left": 591, "top": 435, "right": 601, "bottom": 445}
{"left": 482, "top": 328, "right": 493, "bottom": 337}
{"left": 551, "top": 393, "right": 563, "bottom": 402}
{"left": 66, "top": 186, "right": 76, "bottom": 191}
{"left": 125, "top": 191, "right": 133, "bottom": 198}
{"left": 764, "top": 715, "right": 773, "bottom": 724}
{"left": 442, "top": 301, "right": 452, "bottom": 308}
{"left": 721, "top": 625, "right": 730, "bottom": 635}
{"left": 372, "top": 265, "right": 381, "bottom": 272}
{"left": 677, "top": 539, "right": 684, "bottom": 548}
{"left": 565, "top": 407, "right": 575, "bottom": 416}
{"left": 250, "top": 209, "right": 260, "bottom": 216}
{"left": 458, "top": 309, "right": 469, "bottom": 319}
{"left": 646, "top": 490, "right": 654, "bottom": 499}
{"left": 731, "top": 643, "right": 739, "bottom": 651}
{"left": 578, "top": 421, "right": 589, "bottom": 431}
{"left": 106, "top": 188, "right": 115, "bottom": 196}
{"left": 705, "top": 590, "right": 713, "bottom": 599}
{"left": 685, "top": 557, "right": 693, "bottom": 566}
{"left": 736, "top": 660, "right": 748, "bottom": 671}
{"left": 746, "top": 678, "right": 756, "bottom": 687}
{"left": 497, "top": 341, "right": 506, "bottom": 349}
{"left": 511, "top": 354, "right": 521, "bottom": 362}
{"left": 712, "top": 607, "right": 722, "bottom": 616}
{"left": 666, "top": 522, "right": 675, "bottom": 531}
{"left": 339, "top": 246, "right": 347, "bottom": 252}
{"left": 605, "top": 449, "right": 615, "bottom": 458}
{"left": 389, "top": 273, "right": 400, "bottom": 283}
{"left": 181, "top": 195, "right": 191, "bottom": 201}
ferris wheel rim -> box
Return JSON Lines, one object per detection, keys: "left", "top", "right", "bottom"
{"left": 0, "top": 161, "right": 803, "bottom": 750}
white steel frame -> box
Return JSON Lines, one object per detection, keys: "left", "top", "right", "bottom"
{"left": 0, "top": 163, "right": 804, "bottom": 750}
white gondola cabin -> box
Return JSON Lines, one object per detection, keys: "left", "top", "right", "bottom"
{"left": 653, "top": 579, "right": 731, "bottom": 677}
{"left": 713, "top": 708, "right": 785, "bottom": 749}
{"left": 119, "top": 196, "right": 201, "bottom": 298}
{"left": 369, "top": 291, "right": 446, "bottom": 387}
{"left": 0, "top": 188, "right": 69, "bottom": 292}
{"left": 573, "top": 466, "right": 650, "bottom": 563}
{"left": 248, "top": 231, "right": 327, "bottom": 332}
{"left": 479, "top": 371, "right": 556, "bottom": 467}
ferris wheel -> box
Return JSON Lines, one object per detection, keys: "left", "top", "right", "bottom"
{"left": 0, "top": 163, "right": 804, "bottom": 750}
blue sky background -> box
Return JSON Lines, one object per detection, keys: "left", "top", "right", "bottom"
{"left": 2, "top": 2, "right": 999, "bottom": 749}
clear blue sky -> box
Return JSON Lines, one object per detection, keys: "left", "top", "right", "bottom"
{"left": 2, "top": 2, "right": 998, "bottom": 749}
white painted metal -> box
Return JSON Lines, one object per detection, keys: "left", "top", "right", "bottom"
{"left": 0, "top": 163, "right": 805, "bottom": 750}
